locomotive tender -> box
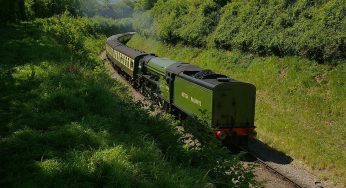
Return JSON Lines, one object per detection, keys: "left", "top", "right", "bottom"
{"left": 106, "top": 32, "right": 256, "bottom": 145}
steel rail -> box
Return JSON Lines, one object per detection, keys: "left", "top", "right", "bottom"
{"left": 241, "top": 147, "right": 303, "bottom": 188}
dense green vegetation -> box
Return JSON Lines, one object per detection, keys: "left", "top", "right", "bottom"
{"left": 0, "top": 15, "right": 255, "bottom": 187}
{"left": 1, "top": 0, "right": 81, "bottom": 21}
{"left": 1, "top": 0, "right": 134, "bottom": 22}
{"left": 128, "top": 35, "right": 346, "bottom": 185}
{"left": 134, "top": 0, "right": 346, "bottom": 62}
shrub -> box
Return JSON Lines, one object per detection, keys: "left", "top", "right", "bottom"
{"left": 25, "top": 0, "right": 82, "bottom": 18}
{"left": 211, "top": 0, "right": 346, "bottom": 62}
{"left": 148, "top": 0, "right": 220, "bottom": 46}
{"left": 37, "top": 13, "right": 133, "bottom": 62}
{"left": 134, "top": 0, "right": 346, "bottom": 63}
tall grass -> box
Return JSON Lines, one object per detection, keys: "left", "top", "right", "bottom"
{"left": 0, "top": 16, "right": 255, "bottom": 187}
{"left": 128, "top": 35, "right": 346, "bottom": 185}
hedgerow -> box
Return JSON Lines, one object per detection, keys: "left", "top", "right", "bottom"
{"left": 150, "top": 0, "right": 221, "bottom": 46}
{"left": 211, "top": 0, "right": 346, "bottom": 62}
{"left": 134, "top": 0, "right": 346, "bottom": 63}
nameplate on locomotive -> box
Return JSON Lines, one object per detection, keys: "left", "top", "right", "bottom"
{"left": 181, "top": 92, "right": 202, "bottom": 106}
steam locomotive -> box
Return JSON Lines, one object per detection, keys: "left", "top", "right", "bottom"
{"left": 106, "top": 32, "right": 256, "bottom": 146}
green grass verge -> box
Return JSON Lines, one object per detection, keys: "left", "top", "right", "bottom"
{"left": 128, "top": 35, "right": 346, "bottom": 185}
{"left": 0, "top": 19, "right": 254, "bottom": 187}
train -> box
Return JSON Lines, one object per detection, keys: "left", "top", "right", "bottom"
{"left": 106, "top": 32, "right": 256, "bottom": 146}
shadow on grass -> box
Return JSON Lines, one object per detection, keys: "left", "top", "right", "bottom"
{"left": 248, "top": 138, "right": 293, "bottom": 164}
{"left": 0, "top": 23, "right": 72, "bottom": 137}
{"left": 0, "top": 23, "right": 254, "bottom": 187}
{"left": 237, "top": 138, "right": 294, "bottom": 165}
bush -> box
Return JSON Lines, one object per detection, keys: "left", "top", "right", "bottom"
{"left": 149, "top": 0, "right": 220, "bottom": 46}
{"left": 134, "top": 0, "right": 346, "bottom": 63}
{"left": 25, "top": 0, "right": 82, "bottom": 18}
{"left": 211, "top": 0, "right": 346, "bottom": 62}
{"left": 37, "top": 13, "right": 133, "bottom": 61}
{"left": 134, "top": 0, "right": 158, "bottom": 11}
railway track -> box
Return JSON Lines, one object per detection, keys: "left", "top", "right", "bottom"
{"left": 241, "top": 146, "right": 303, "bottom": 188}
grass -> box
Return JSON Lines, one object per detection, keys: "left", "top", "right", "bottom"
{"left": 0, "top": 20, "right": 255, "bottom": 187}
{"left": 128, "top": 35, "right": 346, "bottom": 185}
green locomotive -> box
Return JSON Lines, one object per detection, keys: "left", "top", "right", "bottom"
{"left": 106, "top": 33, "right": 256, "bottom": 145}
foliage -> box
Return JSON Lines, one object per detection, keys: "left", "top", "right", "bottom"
{"left": 128, "top": 35, "right": 346, "bottom": 185}
{"left": 36, "top": 13, "right": 132, "bottom": 61}
{"left": 25, "top": 0, "right": 82, "bottom": 19}
{"left": 211, "top": 0, "right": 346, "bottom": 62}
{"left": 134, "top": 0, "right": 157, "bottom": 11}
{"left": 148, "top": 0, "right": 220, "bottom": 46}
{"left": 1, "top": 0, "right": 134, "bottom": 22}
{"left": 182, "top": 117, "right": 256, "bottom": 187}
{"left": 134, "top": 0, "right": 346, "bottom": 63}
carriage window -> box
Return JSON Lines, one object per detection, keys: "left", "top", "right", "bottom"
{"left": 130, "top": 60, "right": 134, "bottom": 70}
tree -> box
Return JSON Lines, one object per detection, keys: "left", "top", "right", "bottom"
{"left": 0, "top": 0, "right": 26, "bottom": 22}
